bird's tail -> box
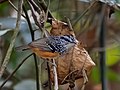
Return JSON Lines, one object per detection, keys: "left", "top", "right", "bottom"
{"left": 15, "top": 45, "right": 30, "bottom": 51}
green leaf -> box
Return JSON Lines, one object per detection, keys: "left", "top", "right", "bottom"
{"left": 106, "top": 45, "right": 120, "bottom": 66}
{"left": 107, "top": 69, "right": 120, "bottom": 82}
{"left": 90, "top": 67, "right": 100, "bottom": 83}
{"left": 91, "top": 67, "right": 120, "bottom": 83}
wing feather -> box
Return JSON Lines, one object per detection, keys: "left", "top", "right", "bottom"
{"left": 28, "top": 38, "right": 52, "bottom": 51}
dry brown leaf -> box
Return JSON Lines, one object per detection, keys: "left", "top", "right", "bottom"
{"left": 50, "top": 19, "right": 95, "bottom": 86}
{"left": 50, "top": 19, "right": 75, "bottom": 36}
{"left": 50, "top": 42, "right": 95, "bottom": 85}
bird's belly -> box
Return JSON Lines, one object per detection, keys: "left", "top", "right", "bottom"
{"left": 31, "top": 47, "right": 59, "bottom": 59}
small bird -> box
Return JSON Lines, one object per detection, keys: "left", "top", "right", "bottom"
{"left": 17, "top": 35, "right": 78, "bottom": 59}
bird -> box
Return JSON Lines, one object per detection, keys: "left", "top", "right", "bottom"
{"left": 16, "top": 35, "right": 78, "bottom": 59}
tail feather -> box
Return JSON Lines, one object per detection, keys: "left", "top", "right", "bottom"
{"left": 15, "top": 45, "right": 30, "bottom": 51}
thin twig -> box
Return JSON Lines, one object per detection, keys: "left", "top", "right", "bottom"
{"left": 42, "top": 0, "right": 50, "bottom": 37}
{"left": 65, "top": 17, "right": 73, "bottom": 31}
{"left": 38, "top": 0, "right": 55, "bottom": 21}
{"left": 0, "top": 37, "right": 3, "bottom": 67}
{"left": 27, "top": 0, "right": 44, "bottom": 31}
{"left": 81, "top": 69, "right": 88, "bottom": 90}
{"left": 47, "top": 62, "right": 52, "bottom": 90}
{"left": 73, "top": 0, "right": 97, "bottom": 26}
{"left": 33, "top": 55, "right": 40, "bottom": 90}
{"left": 29, "top": 0, "right": 41, "bottom": 14}
{"left": 22, "top": 5, "right": 34, "bottom": 40}
{"left": 61, "top": 70, "right": 78, "bottom": 84}
{"left": 0, "top": 53, "right": 33, "bottom": 89}
{"left": 8, "top": 0, "right": 18, "bottom": 11}
{"left": 8, "top": 0, "right": 26, "bottom": 18}
{"left": 99, "top": 4, "right": 107, "bottom": 90}
{"left": 52, "top": 59, "right": 58, "bottom": 90}
{"left": 0, "top": 0, "right": 23, "bottom": 78}
{"left": 23, "top": 5, "right": 40, "bottom": 90}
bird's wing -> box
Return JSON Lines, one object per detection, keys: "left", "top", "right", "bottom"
{"left": 28, "top": 37, "right": 52, "bottom": 51}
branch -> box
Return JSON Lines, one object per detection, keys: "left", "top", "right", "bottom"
{"left": 47, "top": 62, "right": 52, "bottom": 90}
{"left": 73, "top": 0, "right": 97, "bottom": 26}
{"left": 52, "top": 59, "right": 58, "bottom": 90}
{"left": 8, "top": 0, "right": 26, "bottom": 18}
{"left": 0, "top": 0, "right": 23, "bottom": 78}
{"left": 0, "top": 53, "right": 33, "bottom": 89}
{"left": 27, "top": 0, "right": 43, "bottom": 31}
{"left": 42, "top": 0, "right": 50, "bottom": 37}
{"left": 99, "top": 4, "right": 107, "bottom": 90}
{"left": 39, "top": 0, "right": 54, "bottom": 21}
